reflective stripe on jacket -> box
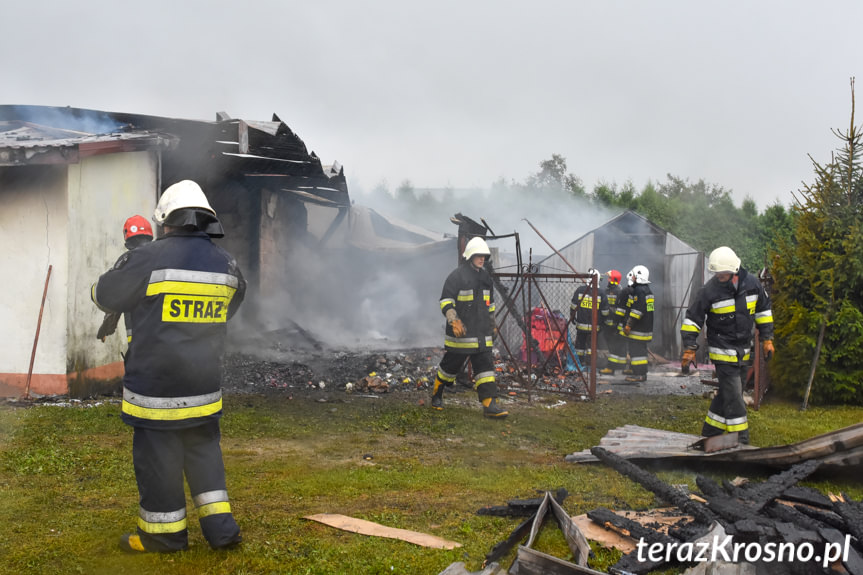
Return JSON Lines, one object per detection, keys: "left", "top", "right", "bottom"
{"left": 570, "top": 284, "right": 608, "bottom": 331}
{"left": 440, "top": 263, "right": 495, "bottom": 353}
{"left": 681, "top": 267, "right": 773, "bottom": 365}
{"left": 621, "top": 284, "right": 654, "bottom": 341}
{"left": 92, "top": 230, "right": 245, "bottom": 429}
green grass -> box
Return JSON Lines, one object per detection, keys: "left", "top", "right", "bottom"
{"left": 0, "top": 392, "right": 860, "bottom": 574}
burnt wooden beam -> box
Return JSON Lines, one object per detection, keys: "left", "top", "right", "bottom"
{"left": 590, "top": 446, "right": 717, "bottom": 525}
{"left": 586, "top": 507, "right": 681, "bottom": 547}
{"left": 793, "top": 504, "right": 849, "bottom": 532}
{"left": 485, "top": 514, "right": 536, "bottom": 565}
{"left": 734, "top": 460, "right": 821, "bottom": 512}
{"left": 832, "top": 495, "right": 863, "bottom": 543}
{"left": 781, "top": 486, "right": 834, "bottom": 509}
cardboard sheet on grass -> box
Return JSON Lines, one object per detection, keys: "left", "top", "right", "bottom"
{"left": 304, "top": 513, "right": 461, "bottom": 549}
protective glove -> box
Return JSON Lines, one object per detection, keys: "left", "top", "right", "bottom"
{"left": 450, "top": 319, "right": 467, "bottom": 337}
{"left": 97, "top": 312, "right": 121, "bottom": 342}
{"left": 762, "top": 339, "right": 775, "bottom": 361}
{"left": 623, "top": 323, "right": 632, "bottom": 336}
{"left": 681, "top": 348, "right": 697, "bottom": 374}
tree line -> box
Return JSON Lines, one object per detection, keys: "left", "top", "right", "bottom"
{"left": 367, "top": 81, "right": 862, "bottom": 406}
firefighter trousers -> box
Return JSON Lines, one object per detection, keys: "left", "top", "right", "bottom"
{"left": 132, "top": 420, "right": 241, "bottom": 551}
{"left": 604, "top": 329, "right": 627, "bottom": 369}
{"left": 437, "top": 350, "right": 498, "bottom": 401}
{"left": 702, "top": 362, "right": 749, "bottom": 443}
{"left": 626, "top": 338, "right": 649, "bottom": 376}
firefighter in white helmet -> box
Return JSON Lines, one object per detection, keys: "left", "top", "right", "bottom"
{"left": 92, "top": 180, "right": 245, "bottom": 552}
{"left": 432, "top": 236, "right": 508, "bottom": 418}
{"left": 620, "top": 265, "right": 654, "bottom": 383}
{"left": 681, "top": 246, "right": 774, "bottom": 444}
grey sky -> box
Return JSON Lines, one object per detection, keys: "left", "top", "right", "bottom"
{"left": 4, "top": 1, "right": 861, "bottom": 210}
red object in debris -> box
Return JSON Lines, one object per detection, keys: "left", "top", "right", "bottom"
{"left": 520, "top": 307, "right": 568, "bottom": 364}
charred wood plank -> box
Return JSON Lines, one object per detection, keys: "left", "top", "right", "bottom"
{"left": 590, "top": 446, "right": 717, "bottom": 526}
{"left": 586, "top": 507, "right": 680, "bottom": 547}
{"left": 793, "top": 504, "right": 848, "bottom": 531}
{"left": 513, "top": 545, "right": 607, "bottom": 575}
{"left": 832, "top": 497, "right": 863, "bottom": 543}
{"left": 485, "top": 514, "right": 536, "bottom": 565}
{"left": 734, "top": 460, "right": 821, "bottom": 512}
{"left": 477, "top": 488, "right": 569, "bottom": 517}
{"left": 818, "top": 527, "right": 863, "bottom": 575}
{"left": 766, "top": 501, "right": 839, "bottom": 533}
{"left": 781, "top": 486, "right": 834, "bottom": 509}
{"left": 695, "top": 474, "right": 725, "bottom": 498}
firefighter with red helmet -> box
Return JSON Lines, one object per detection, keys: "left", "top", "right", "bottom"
{"left": 599, "top": 269, "right": 626, "bottom": 375}
{"left": 431, "top": 236, "right": 508, "bottom": 418}
{"left": 92, "top": 180, "right": 245, "bottom": 553}
{"left": 569, "top": 268, "right": 608, "bottom": 364}
{"left": 681, "top": 246, "right": 774, "bottom": 444}
{"left": 96, "top": 215, "right": 154, "bottom": 343}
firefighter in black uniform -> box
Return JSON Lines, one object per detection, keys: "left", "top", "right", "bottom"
{"left": 599, "top": 269, "right": 625, "bottom": 375}
{"left": 621, "top": 265, "right": 654, "bottom": 383}
{"left": 569, "top": 268, "right": 608, "bottom": 365}
{"left": 96, "top": 215, "right": 153, "bottom": 344}
{"left": 681, "top": 246, "right": 774, "bottom": 444}
{"left": 431, "top": 237, "right": 508, "bottom": 418}
{"left": 92, "top": 180, "right": 246, "bottom": 553}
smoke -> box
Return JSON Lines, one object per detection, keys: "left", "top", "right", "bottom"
{"left": 7, "top": 105, "right": 126, "bottom": 135}
{"left": 350, "top": 181, "right": 620, "bottom": 272}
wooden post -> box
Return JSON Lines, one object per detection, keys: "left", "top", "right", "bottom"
{"left": 801, "top": 320, "right": 826, "bottom": 411}
{"left": 23, "top": 265, "right": 52, "bottom": 400}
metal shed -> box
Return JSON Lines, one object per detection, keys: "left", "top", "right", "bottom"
{"left": 536, "top": 210, "right": 704, "bottom": 357}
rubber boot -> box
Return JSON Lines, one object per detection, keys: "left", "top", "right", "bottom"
{"left": 599, "top": 368, "right": 614, "bottom": 375}
{"left": 119, "top": 533, "right": 149, "bottom": 553}
{"left": 481, "top": 397, "right": 509, "bottom": 418}
{"left": 431, "top": 377, "right": 446, "bottom": 410}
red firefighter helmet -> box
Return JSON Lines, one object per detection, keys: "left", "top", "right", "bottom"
{"left": 123, "top": 215, "right": 154, "bottom": 241}
{"left": 607, "top": 269, "right": 622, "bottom": 285}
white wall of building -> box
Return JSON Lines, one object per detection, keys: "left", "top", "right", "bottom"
{"left": 67, "top": 151, "right": 159, "bottom": 373}
{"left": 0, "top": 166, "right": 68, "bottom": 376}
{"left": 0, "top": 150, "right": 159, "bottom": 395}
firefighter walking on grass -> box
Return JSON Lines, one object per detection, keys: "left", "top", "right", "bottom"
{"left": 431, "top": 237, "right": 508, "bottom": 418}
{"left": 681, "top": 246, "right": 773, "bottom": 444}
{"left": 620, "top": 265, "right": 654, "bottom": 383}
{"left": 92, "top": 180, "right": 246, "bottom": 553}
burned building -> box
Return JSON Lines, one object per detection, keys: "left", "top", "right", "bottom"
{"left": 0, "top": 105, "right": 454, "bottom": 398}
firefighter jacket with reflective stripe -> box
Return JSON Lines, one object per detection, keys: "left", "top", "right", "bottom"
{"left": 439, "top": 262, "right": 495, "bottom": 353}
{"left": 603, "top": 283, "right": 620, "bottom": 328}
{"left": 614, "top": 285, "right": 632, "bottom": 328}
{"left": 621, "top": 283, "right": 654, "bottom": 341}
{"left": 681, "top": 267, "right": 773, "bottom": 365}
{"left": 569, "top": 284, "right": 608, "bottom": 331}
{"left": 92, "top": 230, "right": 246, "bottom": 429}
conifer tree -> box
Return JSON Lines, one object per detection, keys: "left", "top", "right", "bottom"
{"left": 770, "top": 79, "right": 863, "bottom": 404}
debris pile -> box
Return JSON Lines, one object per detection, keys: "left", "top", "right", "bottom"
{"left": 582, "top": 446, "right": 863, "bottom": 575}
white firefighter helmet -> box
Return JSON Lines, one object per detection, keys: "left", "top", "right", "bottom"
{"left": 708, "top": 246, "right": 741, "bottom": 274}
{"left": 463, "top": 237, "right": 491, "bottom": 260}
{"left": 632, "top": 265, "right": 650, "bottom": 284}
{"left": 153, "top": 180, "right": 216, "bottom": 224}
{"left": 626, "top": 269, "right": 635, "bottom": 287}
{"left": 587, "top": 268, "right": 601, "bottom": 283}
